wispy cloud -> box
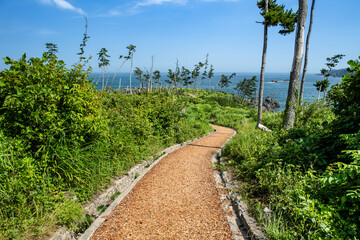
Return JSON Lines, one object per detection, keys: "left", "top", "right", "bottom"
{"left": 201, "top": 0, "right": 240, "bottom": 2}
{"left": 135, "top": 0, "right": 188, "bottom": 8}
{"left": 38, "top": 0, "right": 85, "bottom": 15}
{"left": 38, "top": 28, "right": 59, "bottom": 36}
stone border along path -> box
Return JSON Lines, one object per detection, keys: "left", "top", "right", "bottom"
{"left": 76, "top": 125, "right": 264, "bottom": 240}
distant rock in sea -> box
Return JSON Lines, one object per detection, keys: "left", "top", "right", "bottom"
{"left": 283, "top": 79, "right": 289, "bottom": 82}
{"left": 270, "top": 80, "right": 278, "bottom": 83}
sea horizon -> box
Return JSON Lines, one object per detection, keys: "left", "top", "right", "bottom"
{"left": 89, "top": 72, "right": 342, "bottom": 112}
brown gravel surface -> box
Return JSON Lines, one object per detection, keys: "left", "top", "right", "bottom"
{"left": 90, "top": 125, "right": 236, "bottom": 240}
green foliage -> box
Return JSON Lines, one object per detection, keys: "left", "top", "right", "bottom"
{"left": 315, "top": 54, "right": 345, "bottom": 99}
{"left": 111, "top": 191, "right": 121, "bottom": 201}
{"left": 218, "top": 73, "right": 235, "bottom": 91}
{"left": 134, "top": 67, "right": 144, "bottom": 88}
{"left": 328, "top": 56, "right": 360, "bottom": 133}
{"left": 257, "top": 0, "right": 297, "bottom": 35}
{"left": 219, "top": 58, "right": 360, "bottom": 239}
{"left": 0, "top": 50, "right": 215, "bottom": 239}
{"left": 97, "top": 48, "right": 110, "bottom": 68}
{"left": 313, "top": 79, "right": 329, "bottom": 93}
{"left": 0, "top": 53, "right": 105, "bottom": 152}
{"left": 77, "top": 16, "right": 90, "bottom": 62}
{"left": 234, "top": 76, "right": 257, "bottom": 103}
{"left": 45, "top": 43, "right": 58, "bottom": 56}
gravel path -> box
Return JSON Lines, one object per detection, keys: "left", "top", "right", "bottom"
{"left": 90, "top": 125, "right": 237, "bottom": 240}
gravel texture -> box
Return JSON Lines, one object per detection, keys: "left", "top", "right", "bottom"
{"left": 90, "top": 125, "right": 237, "bottom": 240}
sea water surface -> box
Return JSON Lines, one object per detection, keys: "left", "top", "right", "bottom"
{"left": 89, "top": 72, "right": 341, "bottom": 112}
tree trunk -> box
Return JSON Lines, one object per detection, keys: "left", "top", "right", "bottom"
{"left": 299, "top": 0, "right": 315, "bottom": 105}
{"left": 149, "top": 56, "right": 154, "bottom": 93}
{"left": 111, "top": 60, "right": 128, "bottom": 88}
{"left": 256, "top": 0, "right": 268, "bottom": 128}
{"left": 129, "top": 53, "right": 133, "bottom": 94}
{"left": 317, "top": 84, "right": 322, "bottom": 100}
{"left": 283, "top": 0, "right": 308, "bottom": 129}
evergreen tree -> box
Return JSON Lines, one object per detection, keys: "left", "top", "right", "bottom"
{"left": 45, "top": 43, "right": 58, "bottom": 56}
{"left": 256, "top": 0, "right": 297, "bottom": 128}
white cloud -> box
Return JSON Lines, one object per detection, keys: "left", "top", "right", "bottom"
{"left": 201, "top": 0, "right": 240, "bottom": 2}
{"left": 108, "top": 10, "right": 121, "bottom": 16}
{"left": 38, "top": 0, "right": 52, "bottom": 4}
{"left": 135, "top": 0, "right": 188, "bottom": 8}
{"left": 38, "top": 29, "right": 59, "bottom": 35}
{"left": 38, "top": 0, "right": 85, "bottom": 15}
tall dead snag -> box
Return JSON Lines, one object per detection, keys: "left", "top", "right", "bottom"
{"left": 283, "top": 0, "right": 308, "bottom": 129}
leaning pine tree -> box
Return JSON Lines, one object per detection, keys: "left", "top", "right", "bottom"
{"left": 256, "top": 0, "right": 297, "bottom": 129}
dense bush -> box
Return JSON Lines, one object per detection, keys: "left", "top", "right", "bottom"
{"left": 0, "top": 53, "right": 105, "bottom": 150}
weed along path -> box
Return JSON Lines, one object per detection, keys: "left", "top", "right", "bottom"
{"left": 89, "top": 125, "right": 238, "bottom": 240}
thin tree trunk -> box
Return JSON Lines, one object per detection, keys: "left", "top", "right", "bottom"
{"left": 299, "top": 0, "right": 315, "bottom": 105}
{"left": 111, "top": 60, "right": 128, "bottom": 88}
{"left": 283, "top": 0, "right": 308, "bottom": 129}
{"left": 101, "top": 69, "right": 105, "bottom": 90}
{"left": 129, "top": 53, "right": 133, "bottom": 94}
{"left": 256, "top": 0, "right": 268, "bottom": 128}
{"left": 317, "top": 84, "right": 322, "bottom": 100}
{"left": 149, "top": 56, "right": 154, "bottom": 93}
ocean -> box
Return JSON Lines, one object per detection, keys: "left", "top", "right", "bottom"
{"left": 89, "top": 72, "right": 342, "bottom": 112}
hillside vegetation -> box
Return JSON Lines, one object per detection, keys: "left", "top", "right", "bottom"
{"left": 0, "top": 53, "right": 214, "bottom": 239}
{"left": 221, "top": 57, "right": 360, "bottom": 239}
{"left": 1, "top": 52, "right": 359, "bottom": 239}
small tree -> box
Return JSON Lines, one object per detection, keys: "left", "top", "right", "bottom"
{"left": 208, "top": 64, "right": 214, "bottom": 90}
{"left": 218, "top": 73, "right": 236, "bottom": 92}
{"left": 153, "top": 70, "right": 161, "bottom": 91}
{"left": 315, "top": 54, "right": 345, "bottom": 100}
{"left": 134, "top": 67, "right": 144, "bottom": 89}
{"left": 166, "top": 63, "right": 180, "bottom": 93}
{"left": 200, "top": 54, "right": 209, "bottom": 90}
{"left": 314, "top": 78, "right": 330, "bottom": 100}
{"left": 191, "top": 62, "right": 203, "bottom": 91}
{"left": 77, "top": 16, "right": 90, "bottom": 64}
{"left": 45, "top": 43, "right": 58, "bottom": 56}
{"left": 180, "top": 66, "right": 191, "bottom": 90}
{"left": 110, "top": 44, "right": 136, "bottom": 89}
{"left": 234, "top": 76, "right": 257, "bottom": 103}
{"left": 127, "top": 44, "right": 136, "bottom": 94}
{"left": 97, "top": 48, "right": 110, "bottom": 90}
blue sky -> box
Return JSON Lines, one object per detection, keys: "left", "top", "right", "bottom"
{"left": 0, "top": 0, "right": 359, "bottom": 73}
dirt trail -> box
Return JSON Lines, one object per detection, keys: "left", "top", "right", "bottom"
{"left": 90, "top": 125, "right": 237, "bottom": 240}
